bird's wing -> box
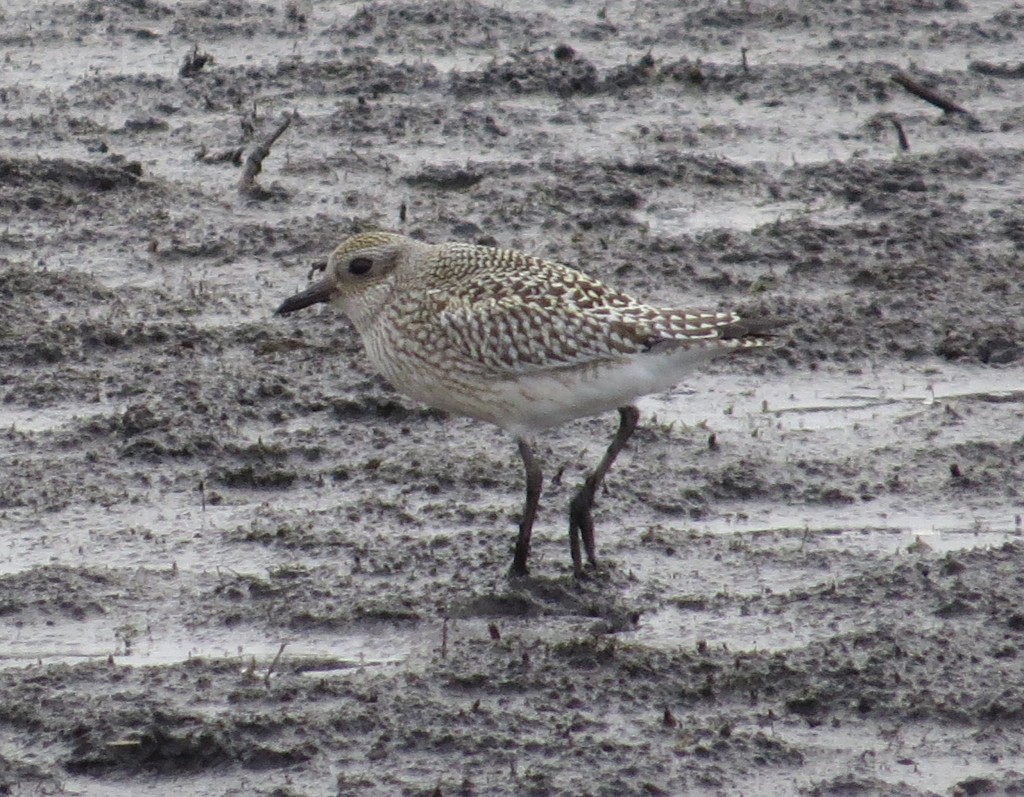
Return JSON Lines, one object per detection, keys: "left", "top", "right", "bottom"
{"left": 434, "top": 294, "right": 747, "bottom": 377}
{"left": 415, "top": 247, "right": 774, "bottom": 376}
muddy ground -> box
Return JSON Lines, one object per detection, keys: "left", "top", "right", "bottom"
{"left": 2, "top": 0, "right": 1024, "bottom": 795}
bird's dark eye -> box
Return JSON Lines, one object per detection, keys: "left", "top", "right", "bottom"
{"left": 349, "top": 257, "right": 373, "bottom": 276}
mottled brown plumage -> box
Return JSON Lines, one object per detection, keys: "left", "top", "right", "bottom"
{"left": 277, "top": 231, "right": 781, "bottom": 576}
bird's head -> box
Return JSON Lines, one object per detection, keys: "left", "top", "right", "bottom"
{"left": 276, "top": 231, "right": 425, "bottom": 320}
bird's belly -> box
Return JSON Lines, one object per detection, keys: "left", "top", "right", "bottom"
{"left": 377, "top": 346, "right": 726, "bottom": 438}
{"left": 490, "top": 356, "right": 689, "bottom": 434}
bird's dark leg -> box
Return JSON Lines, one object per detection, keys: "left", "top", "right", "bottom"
{"left": 569, "top": 405, "right": 640, "bottom": 577}
{"left": 511, "top": 438, "right": 543, "bottom": 577}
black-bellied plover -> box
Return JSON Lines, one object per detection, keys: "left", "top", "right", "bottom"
{"left": 277, "top": 231, "right": 781, "bottom": 577}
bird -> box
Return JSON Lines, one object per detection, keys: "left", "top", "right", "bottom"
{"left": 276, "top": 231, "right": 782, "bottom": 577}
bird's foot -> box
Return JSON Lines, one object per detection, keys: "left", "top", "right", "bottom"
{"left": 508, "top": 560, "right": 530, "bottom": 579}
{"left": 569, "top": 484, "right": 599, "bottom": 579}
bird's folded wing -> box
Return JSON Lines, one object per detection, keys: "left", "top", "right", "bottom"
{"left": 436, "top": 298, "right": 737, "bottom": 377}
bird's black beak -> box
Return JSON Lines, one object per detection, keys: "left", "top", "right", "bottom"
{"left": 276, "top": 278, "right": 333, "bottom": 315}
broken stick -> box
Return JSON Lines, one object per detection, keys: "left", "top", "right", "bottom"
{"left": 264, "top": 642, "right": 286, "bottom": 687}
{"left": 889, "top": 116, "right": 910, "bottom": 151}
{"left": 891, "top": 71, "right": 968, "bottom": 115}
{"left": 239, "top": 110, "right": 296, "bottom": 198}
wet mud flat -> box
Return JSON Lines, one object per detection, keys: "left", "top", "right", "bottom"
{"left": 2, "top": 0, "right": 1024, "bottom": 795}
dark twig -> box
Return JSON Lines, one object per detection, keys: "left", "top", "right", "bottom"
{"left": 889, "top": 116, "right": 910, "bottom": 151}
{"left": 891, "top": 71, "right": 968, "bottom": 115}
{"left": 239, "top": 110, "right": 296, "bottom": 198}
{"left": 264, "top": 642, "right": 286, "bottom": 687}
